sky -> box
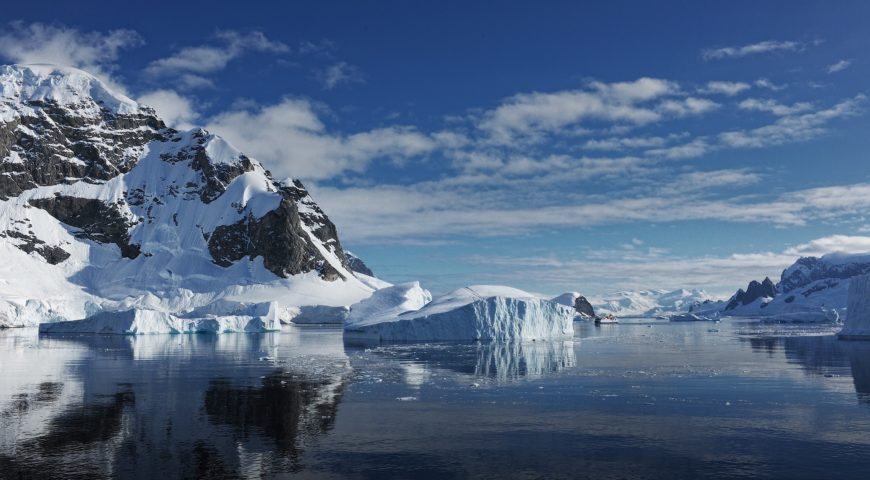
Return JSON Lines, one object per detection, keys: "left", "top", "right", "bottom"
{"left": 1, "top": 0, "right": 870, "bottom": 297}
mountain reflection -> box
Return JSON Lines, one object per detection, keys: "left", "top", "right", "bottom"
{"left": 0, "top": 331, "right": 350, "bottom": 478}
{"left": 745, "top": 334, "right": 870, "bottom": 404}
{"left": 204, "top": 371, "right": 345, "bottom": 472}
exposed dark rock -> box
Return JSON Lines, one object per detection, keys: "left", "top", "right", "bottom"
{"left": 159, "top": 129, "right": 256, "bottom": 203}
{"left": 779, "top": 256, "right": 870, "bottom": 293}
{"left": 574, "top": 295, "right": 595, "bottom": 317}
{"left": 0, "top": 229, "right": 70, "bottom": 264}
{"left": 29, "top": 196, "right": 141, "bottom": 258}
{"left": 2, "top": 67, "right": 352, "bottom": 285}
{"left": 208, "top": 196, "right": 344, "bottom": 280}
{"left": 345, "top": 251, "right": 374, "bottom": 277}
{"left": 725, "top": 277, "right": 777, "bottom": 310}
{"left": 0, "top": 101, "right": 164, "bottom": 199}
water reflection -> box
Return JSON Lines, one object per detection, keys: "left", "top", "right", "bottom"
{"left": 744, "top": 334, "right": 870, "bottom": 404}
{"left": 348, "top": 340, "right": 577, "bottom": 383}
{"left": 0, "top": 329, "right": 350, "bottom": 478}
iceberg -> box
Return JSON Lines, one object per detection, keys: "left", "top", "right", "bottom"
{"left": 344, "top": 284, "right": 574, "bottom": 342}
{"left": 840, "top": 273, "right": 870, "bottom": 340}
{"left": 668, "top": 312, "right": 716, "bottom": 322}
{"left": 38, "top": 306, "right": 282, "bottom": 335}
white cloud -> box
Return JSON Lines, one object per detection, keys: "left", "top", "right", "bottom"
{"left": 0, "top": 21, "right": 142, "bottom": 89}
{"left": 669, "top": 169, "right": 762, "bottom": 192}
{"left": 205, "top": 98, "right": 435, "bottom": 180}
{"left": 477, "top": 78, "right": 680, "bottom": 144}
{"left": 785, "top": 235, "right": 870, "bottom": 256}
{"left": 702, "top": 40, "right": 805, "bottom": 60}
{"left": 138, "top": 90, "right": 198, "bottom": 129}
{"left": 145, "top": 30, "right": 288, "bottom": 85}
{"left": 655, "top": 97, "right": 720, "bottom": 117}
{"left": 720, "top": 95, "right": 865, "bottom": 148}
{"left": 738, "top": 98, "right": 814, "bottom": 116}
{"left": 464, "top": 250, "right": 796, "bottom": 296}
{"left": 754, "top": 78, "right": 787, "bottom": 91}
{"left": 316, "top": 61, "right": 364, "bottom": 90}
{"left": 583, "top": 135, "right": 671, "bottom": 151}
{"left": 645, "top": 138, "right": 711, "bottom": 159}
{"left": 827, "top": 59, "right": 852, "bottom": 74}
{"left": 466, "top": 234, "right": 870, "bottom": 296}
{"left": 702, "top": 81, "right": 751, "bottom": 96}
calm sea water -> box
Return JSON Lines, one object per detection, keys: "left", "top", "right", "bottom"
{"left": 2, "top": 319, "right": 870, "bottom": 479}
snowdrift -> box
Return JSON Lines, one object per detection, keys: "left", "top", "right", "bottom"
{"left": 344, "top": 285, "right": 574, "bottom": 342}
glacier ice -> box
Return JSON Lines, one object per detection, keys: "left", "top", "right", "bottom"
{"left": 38, "top": 306, "right": 282, "bottom": 335}
{"left": 840, "top": 273, "right": 870, "bottom": 339}
{"left": 345, "top": 284, "right": 574, "bottom": 342}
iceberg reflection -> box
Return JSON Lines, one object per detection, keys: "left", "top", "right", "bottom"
{"left": 349, "top": 340, "right": 577, "bottom": 383}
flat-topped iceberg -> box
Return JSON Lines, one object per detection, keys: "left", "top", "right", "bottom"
{"left": 840, "top": 273, "right": 870, "bottom": 340}
{"left": 39, "top": 304, "right": 282, "bottom": 335}
{"left": 344, "top": 284, "right": 574, "bottom": 342}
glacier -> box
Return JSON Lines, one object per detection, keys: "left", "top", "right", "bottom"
{"left": 344, "top": 285, "right": 575, "bottom": 343}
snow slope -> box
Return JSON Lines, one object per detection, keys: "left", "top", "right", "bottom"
{"left": 0, "top": 64, "right": 379, "bottom": 331}
{"left": 345, "top": 285, "right": 575, "bottom": 342}
{"left": 714, "top": 252, "right": 870, "bottom": 322}
{"left": 589, "top": 289, "right": 715, "bottom": 317}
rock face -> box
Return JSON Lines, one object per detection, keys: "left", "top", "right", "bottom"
{"left": 550, "top": 292, "right": 596, "bottom": 318}
{"left": 345, "top": 251, "right": 375, "bottom": 277}
{"left": 0, "top": 64, "right": 163, "bottom": 199}
{"left": 574, "top": 295, "right": 595, "bottom": 317}
{"left": 725, "top": 277, "right": 777, "bottom": 310}
{"left": 715, "top": 253, "right": 870, "bottom": 321}
{"left": 780, "top": 255, "right": 870, "bottom": 294}
{"left": 0, "top": 64, "right": 373, "bottom": 328}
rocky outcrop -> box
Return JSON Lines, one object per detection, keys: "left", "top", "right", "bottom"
{"left": 208, "top": 196, "right": 344, "bottom": 280}
{"left": 29, "top": 196, "right": 141, "bottom": 259}
{"left": 573, "top": 295, "right": 595, "bottom": 317}
{"left": 725, "top": 277, "right": 776, "bottom": 310}
{"left": 779, "top": 256, "right": 870, "bottom": 294}
{"left": 0, "top": 229, "right": 70, "bottom": 264}
{"left": 345, "top": 251, "right": 374, "bottom": 277}
{"left": 1, "top": 66, "right": 164, "bottom": 199}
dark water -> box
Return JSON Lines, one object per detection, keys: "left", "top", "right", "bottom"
{"left": 2, "top": 320, "right": 870, "bottom": 479}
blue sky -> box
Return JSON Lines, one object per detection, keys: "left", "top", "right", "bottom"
{"left": 2, "top": 1, "right": 870, "bottom": 296}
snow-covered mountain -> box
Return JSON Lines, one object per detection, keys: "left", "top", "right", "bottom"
{"left": 715, "top": 252, "right": 870, "bottom": 321}
{"left": 589, "top": 288, "right": 715, "bottom": 317}
{"left": 0, "top": 64, "right": 377, "bottom": 328}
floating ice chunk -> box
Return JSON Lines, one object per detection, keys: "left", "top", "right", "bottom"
{"left": 669, "top": 313, "right": 713, "bottom": 322}
{"left": 345, "top": 284, "right": 574, "bottom": 342}
{"left": 38, "top": 308, "right": 281, "bottom": 335}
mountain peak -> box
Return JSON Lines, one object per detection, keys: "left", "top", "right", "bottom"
{"left": 1, "top": 64, "right": 143, "bottom": 117}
